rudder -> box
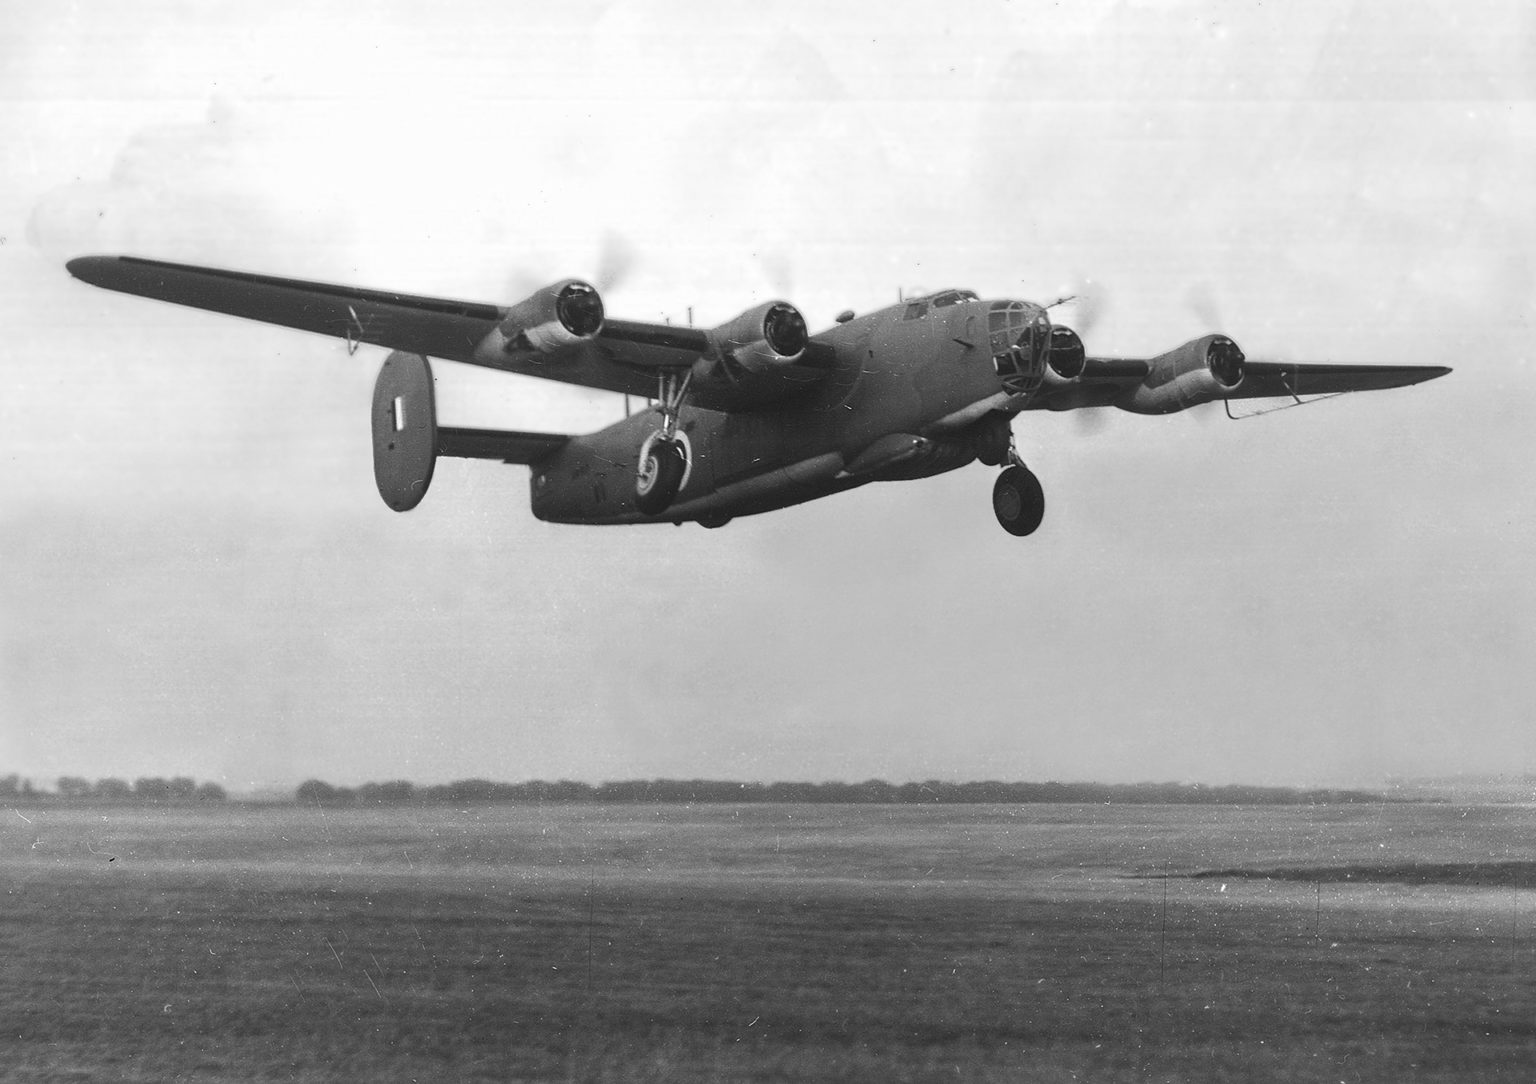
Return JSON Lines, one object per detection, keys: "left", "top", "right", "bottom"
{"left": 372, "top": 351, "right": 438, "bottom": 511}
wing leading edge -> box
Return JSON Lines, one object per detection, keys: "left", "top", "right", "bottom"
{"left": 1030, "top": 354, "right": 1450, "bottom": 413}
{"left": 1228, "top": 360, "right": 1451, "bottom": 398}
{"left": 65, "top": 255, "right": 718, "bottom": 400}
{"left": 68, "top": 256, "right": 1450, "bottom": 412}
{"left": 67, "top": 255, "right": 502, "bottom": 362}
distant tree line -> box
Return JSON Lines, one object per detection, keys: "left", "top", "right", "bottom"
{"left": 294, "top": 777, "right": 1384, "bottom": 806}
{"left": 0, "top": 774, "right": 227, "bottom": 802}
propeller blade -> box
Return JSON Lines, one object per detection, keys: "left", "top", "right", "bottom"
{"left": 1184, "top": 281, "right": 1222, "bottom": 332}
{"left": 1072, "top": 406, "right": 1111, "bottom": 437}
{"left": 502, "top": 231, "right": 636, "bottom": 301}
{"left": 1182, "top": 284, "right": 1234, "bottom": 423}
{"left": 1186, "top": 400, "right": 1223, "bottom": 426}
{"left": 754, "top": 250, "right": 795, "bottom": 297}
{"left": 593, "top": 230, "right": 637, "bottom": 293}
{"left": 1047, "top": 276, "right": 1108, "bottom": 338}
{"left": 1067, "top": 277, "right": 1108, "bottom": 337}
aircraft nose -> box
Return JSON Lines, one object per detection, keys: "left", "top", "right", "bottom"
{"left": 994, "top": 310, "right": 1050, "bottom": 396}
{"left": 1026, "top": 310, "right": 1050, "bottom": 366}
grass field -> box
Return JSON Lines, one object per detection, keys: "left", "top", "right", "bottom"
{"left": 4, "top": 801, "right": 1535, "bottom": 1082}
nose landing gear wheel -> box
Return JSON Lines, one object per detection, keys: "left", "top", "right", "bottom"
{"left": 993, "top": 465, "right": 1045, "bottom": 536}
{"left": 636, "top": 437, "right": 687, "bottom": 515}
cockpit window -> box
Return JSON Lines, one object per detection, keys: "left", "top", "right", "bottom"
{"left": 987, "top": 301, "right": 1029, "bottom": 334}
{"left": 903, "top": 302, "right": 929, "bottom": 320}
{"left": 928, "top": 289, "right": 977, "bottom": 308}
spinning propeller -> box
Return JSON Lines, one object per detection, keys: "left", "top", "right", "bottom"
{"left": 1048, "top": 278, "right": 1113, "bottom": 436}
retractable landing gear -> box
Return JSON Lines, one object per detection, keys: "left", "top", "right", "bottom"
{"left": 993, "top": 432, "right": 1044, "bottom": 536}
{"left": 637, "top": 438, "right": 687, "bottom": 515}
{"left": 994, "top": 465, "right": 1045, "bottom": 536}
{"left": 635, "top": 369, "right": 693, "bottom": 516}
{"left": 974, "top": 412, "right": 1014, "bottom": 467}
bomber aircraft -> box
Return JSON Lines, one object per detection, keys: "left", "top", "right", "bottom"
{"left": 66, "top": 256, "right": 1448, "bottom": 536}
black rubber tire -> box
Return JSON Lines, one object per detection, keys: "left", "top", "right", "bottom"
{"left": 993, "top": 465, "right": 1045, "bottom": 536}
{"left": 697, "top": 513, "right": 733, "bottom": 529}
{"left": 636, "top": 438, "right": 687, "bottom": 515}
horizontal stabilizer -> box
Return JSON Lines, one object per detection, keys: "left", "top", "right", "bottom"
{"left": 437, "top": 428, "right": 569, "bottom": 463}
{"left": 371, "top": 351, "right": 570, "bottom": 513}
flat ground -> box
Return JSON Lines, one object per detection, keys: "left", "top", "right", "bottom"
{"left": 3, "top": 802, "right": 1534, "bottom": 1082}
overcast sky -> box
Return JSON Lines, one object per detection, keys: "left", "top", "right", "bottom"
{"left": 2, "top": 0, "right": 1532, "bottom": 790}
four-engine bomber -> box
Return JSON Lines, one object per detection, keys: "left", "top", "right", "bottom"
{"left": 64, "top": 255, "right": 1451, "bottom": 537}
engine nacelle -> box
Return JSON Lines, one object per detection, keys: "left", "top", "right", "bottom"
{"left": 1042, "top": 325, "right": 1087, "bottom": 386}
{"left": 1117, "top": 334, "right": 1246, "bottom": 414}
{"left": 500, "top": 279, "right": 604, "bottom": 354}
{"left": 709, "top": 301, "right": 808, "bottom": 373}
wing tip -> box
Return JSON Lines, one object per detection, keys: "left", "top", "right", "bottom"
{"left": 65, "top": 255, "right": 124, "bottom": 285}
{"left": 65, "top": 255, "right": 98, "bottom": 279}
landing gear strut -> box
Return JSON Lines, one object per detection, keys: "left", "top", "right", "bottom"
{"left": 635, "top": 369, "right": 693, "bottom": 516}
{"left": 992, "top": 427, "right": 1044, "bottom": 536}
{"left": 973, "top": 412, "right": 1014, "bottom": 467}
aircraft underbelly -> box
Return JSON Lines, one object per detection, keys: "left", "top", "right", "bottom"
{"left": 528, "top": 315, "right": 1002, "bottom": 525}
{"left": 529, "top": 407, "right": 855, "bottom": 524}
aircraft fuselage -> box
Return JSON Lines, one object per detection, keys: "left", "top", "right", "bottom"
{"left": 530, "top": 294, "right": 1040, "bottom": 524}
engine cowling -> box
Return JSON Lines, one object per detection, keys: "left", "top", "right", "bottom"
{"left": 500, "top": 279, "right": 604, "bottom": 354}
{"left": 1118, "top": 334, "right": 1246, "bottom": 414}
{"left": 710, "top": 301, "right": 808, "bottom": 373}
{"left": 1043, "top": 325, "right": 1087, "bottom": 385}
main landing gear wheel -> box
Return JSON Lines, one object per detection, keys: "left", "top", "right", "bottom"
{"left": 993, "top": 464, "right": 1045, "bottom": 537}
{"left": 636, "top": 367, "right": 694, "bottom": 516}
{"left": 636, "top": 438, "right": 687, "bottom": 515}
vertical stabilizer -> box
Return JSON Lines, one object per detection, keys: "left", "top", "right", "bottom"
{"left": 372, "top": 352, "right": 438, "bottom": 511}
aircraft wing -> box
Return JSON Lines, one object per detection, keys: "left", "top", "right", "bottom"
{"left": 1070, "top": 356, "right": 1451, "bottom": 396}
{"left": 1223, "top": 360, "right": 1452, "bottom": 399}
{"left": 1042, "top": 355, "right": 1451, "bottom": 411}
{"left": 65, "top": 255, "right": 715, "bottom": 399}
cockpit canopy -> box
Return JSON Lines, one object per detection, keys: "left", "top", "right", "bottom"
{"left": 987, "top": 300, "right": 1037, "bottom": 342}
{"left": 925, "top": 289, "right": 978, "bottom": 308}
{"left": 900, "top": 289, "right": 978, "bottom": 321}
